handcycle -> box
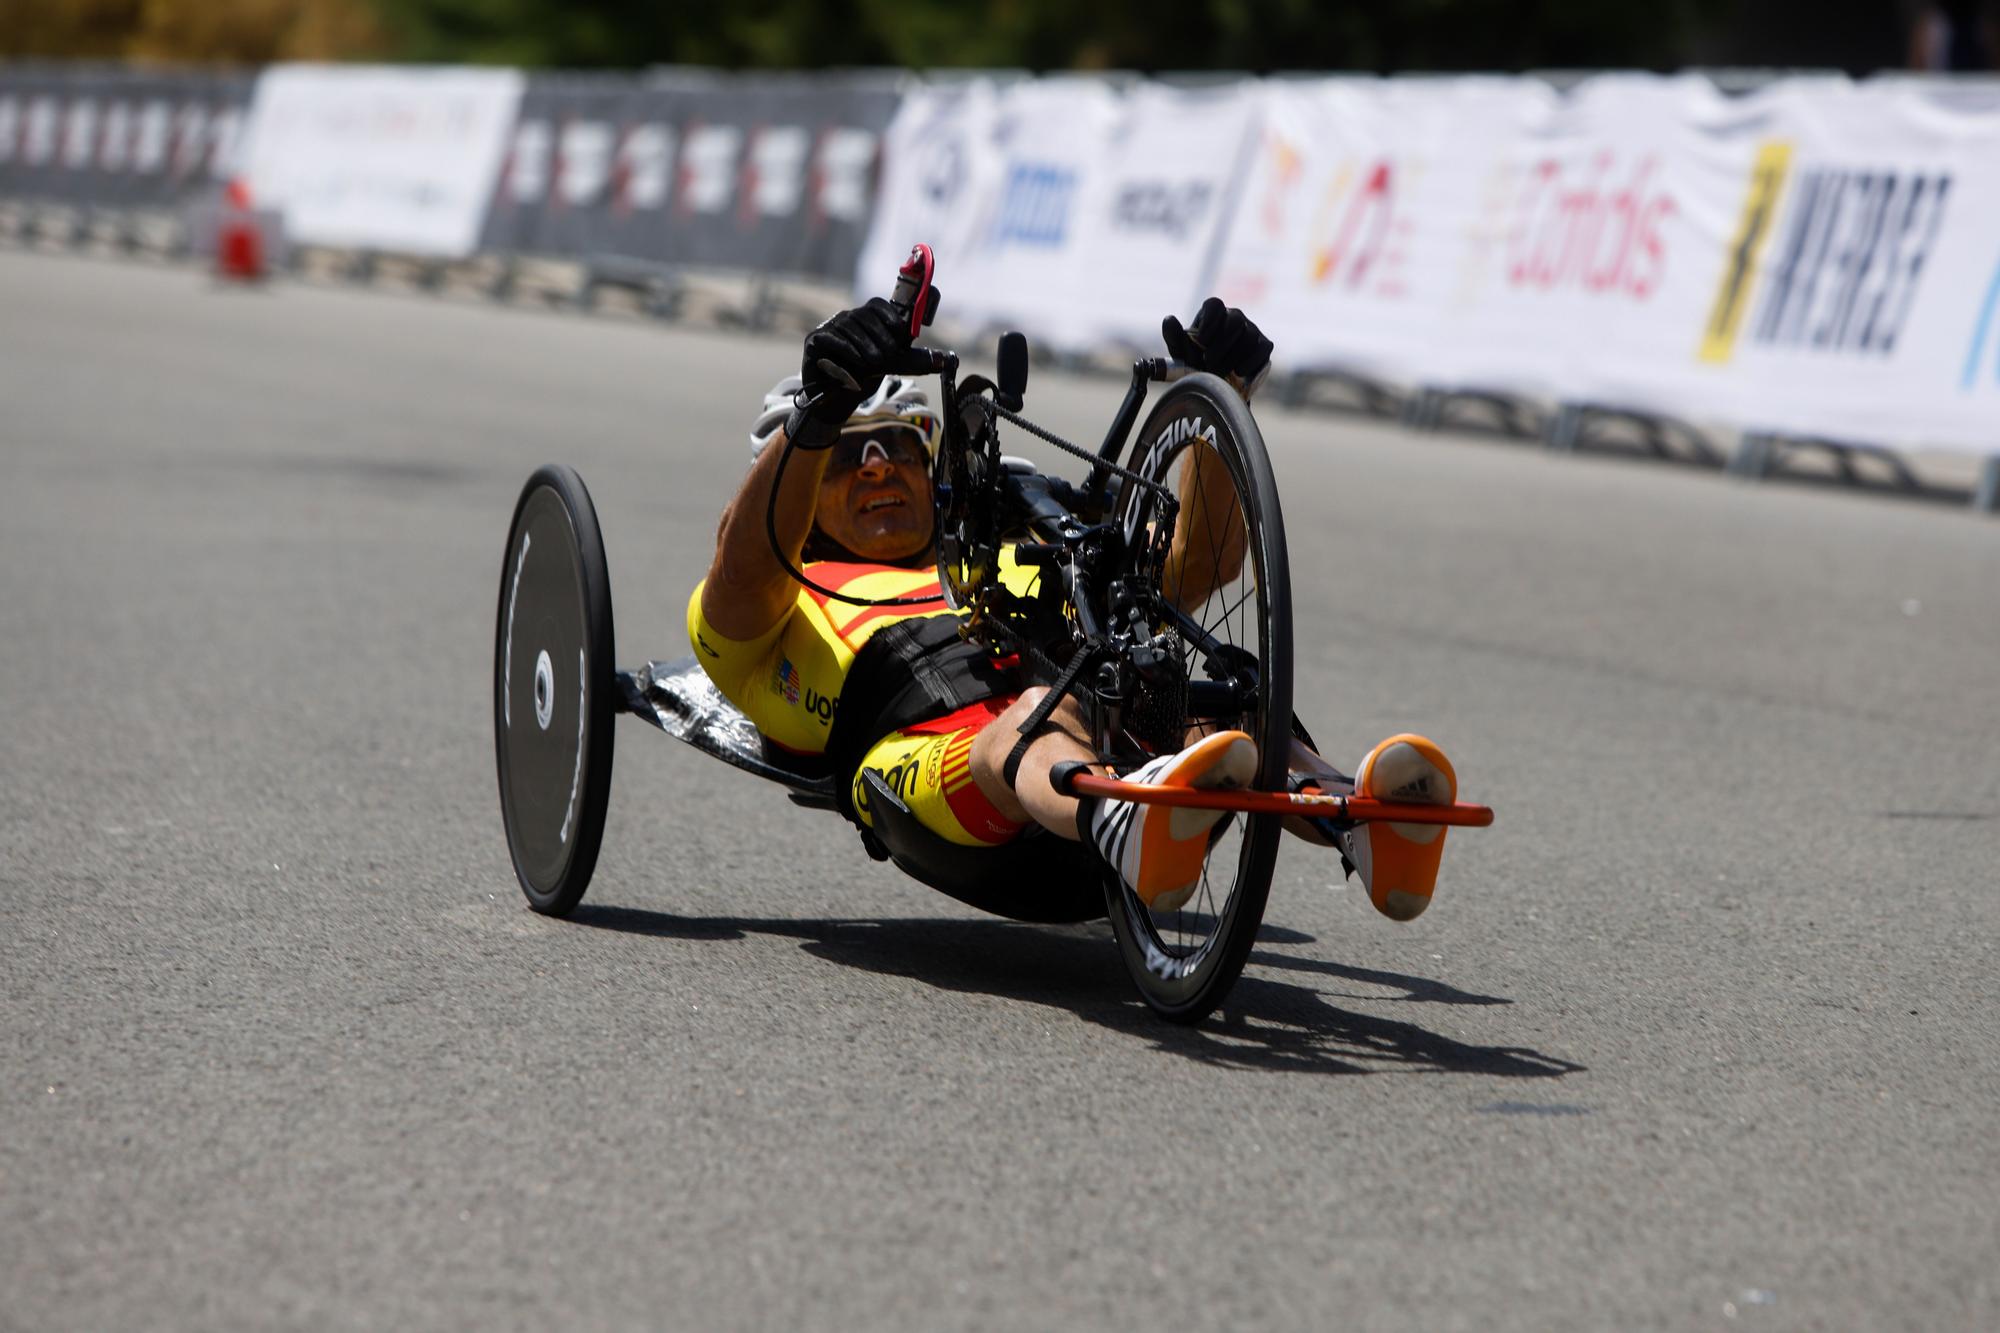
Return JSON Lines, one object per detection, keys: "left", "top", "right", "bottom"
{"left": 494, "top": 243, "right": 1493, "bottom": 1024}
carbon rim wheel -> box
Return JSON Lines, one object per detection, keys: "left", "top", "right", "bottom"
{"left": 494, "top": 465, "right": 616, "bottom": 915}
{"left": 1106, "top": 374, "right": 1293, "bottom": 1022}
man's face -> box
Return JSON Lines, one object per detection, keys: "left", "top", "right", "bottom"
{"left": 813, "top": 423, "right": 934, "bottom": 561}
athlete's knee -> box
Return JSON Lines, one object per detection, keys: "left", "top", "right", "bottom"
{"left": 971, "top": 691, "right": 1041, "bottom": 778}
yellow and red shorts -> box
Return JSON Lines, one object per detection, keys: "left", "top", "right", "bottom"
{"left": 850, "top": 697, "right": 1027, "bottom": 846}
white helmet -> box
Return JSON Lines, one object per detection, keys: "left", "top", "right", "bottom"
{"left": 748, "top": 374, "right": 942, "bottom": 461}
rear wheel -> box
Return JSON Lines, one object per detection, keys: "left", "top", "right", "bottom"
{"left": 1105, "top": 374, "right": 1293, "bottom": 1023}
{"left": 494, "top": 465, "right": 616, "bottom": 915}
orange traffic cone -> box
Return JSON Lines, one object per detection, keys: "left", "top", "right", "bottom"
{"left": 215, "top": 178, "right": 265, "bottom": 282}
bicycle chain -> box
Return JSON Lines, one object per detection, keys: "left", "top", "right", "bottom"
{"left": 987, "top": 402, "right": 1178, "bottom": 505}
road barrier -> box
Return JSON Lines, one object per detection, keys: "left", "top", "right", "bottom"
{"left": 2, "top": 61, "right": 1994, "bottom": 510}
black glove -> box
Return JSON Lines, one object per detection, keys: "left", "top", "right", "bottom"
{"left": 1162, "top": 297, "right": 1273, "bottom": 398}
{"left": 786, "top": 295, "right": 938, "bottom": 448}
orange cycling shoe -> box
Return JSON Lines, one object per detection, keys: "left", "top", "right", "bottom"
{"left": 1087, "top": 730, "right": 1258, "bottom": 913}
{"left": 1348, "top": 733, "right": 1457, "bottom": 921}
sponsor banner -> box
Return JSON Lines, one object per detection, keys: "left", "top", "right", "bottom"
{"left": 859, "top": 79, "right": 1254, "bottom": 351}
{"left": 0, "top": 64, "right": 252, "bottom": 210}
{"left": 663, "top": 73, "right": 898, "bottom": 278}
{"left": 1420, "top": 74, "right": 1735, "bottom": 412}
{"left": 1201, "top": 74, "right": 2000, "bottom": 454}
{"left": 1681, "top": 79, "right": 2000, "bottom": 452}
{"left": 479, "top": 73, "right": 641, "bottom": 257}
{"left": 235, "top": 64, "right": 523, "bottom": 257}
{"left": 481, "top": 70, "right": 897, "bottom": 281}
{"left": 1209, "top": 76, "right": 1556, "bottom": 384}
{"left": 1072, "top": 82, "right": 1260, "bottom": 348}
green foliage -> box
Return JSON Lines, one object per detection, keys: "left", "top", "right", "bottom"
{"left": 15, "top": 0, "right": 1900, "bottom": 76}
{"left": 359, "top": 0, "right": 1725, "bottom": 73}
{"left": 1, "top": 0, "right": 385, "bottom": 63}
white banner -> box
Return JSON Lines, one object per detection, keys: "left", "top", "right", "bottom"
{"left": 1210, "top": 77, "right": 1558, "bottom": 386}
{"left": 1423, "top": 75, "right": 1747, "bottom": 415}
{"left": 235, "top": 64, "right": 523, "bottom": 258}
{"left": 864, "top": 73, "right": 1999, "bottom": 458}
{"left": 1680, "top": 79, "right": 2000, "bottom": 453}
{"left": 857, "top": 79, "right": 1256, "bottom": 352}
{"left": 1213, "top": 75, "right": 2000, "bottom": 455}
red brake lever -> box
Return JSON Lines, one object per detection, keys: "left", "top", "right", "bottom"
{"left": 890, "top": 243, "right": 934, "bottom": 339}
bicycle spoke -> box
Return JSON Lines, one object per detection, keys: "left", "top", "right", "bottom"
{"left": 1201, "top": 582, "right": 1255, "bottom": 645}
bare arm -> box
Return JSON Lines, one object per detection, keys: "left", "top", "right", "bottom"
{"left": 701, "top": 429, "right": 829, "bottom": 640}
{"left": 1160, "top": 375, "right": 1251, "bottom": 611}
{"left": 702, "top": 295, "right": 932, "bottom": 638}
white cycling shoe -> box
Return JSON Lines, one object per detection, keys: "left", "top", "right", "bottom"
{"left": 1345, "top": 733, "right": 1457, "bottom": 920}
{"left": 1087, "top": 730, "right": 1258, "bottom": 912}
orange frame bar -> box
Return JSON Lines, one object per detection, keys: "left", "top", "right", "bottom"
{"left": 1066, "top": 774, "right": 1495, "bottom": 828}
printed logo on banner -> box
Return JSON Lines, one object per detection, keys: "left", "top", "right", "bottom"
{"left": 503, "top": 120, "right": 551, "bottom": 205}
{"left": 1959, "top": 255, "right": 2000, "bottom": 390}
{"left": 613, "top": 124, "right": 674, "bottom": 214}
{"left": 1259, "top": 134, "right": 1304, "bottom": 238}
{"left": 556, "top": 120, "right": 614, "bottom": 208}
{"left": 1306, "top": 160, "right": 1409, "bottom": 297}
{"left": 1111, "top": 180, "right": 1214, "bottom": 241}
{"left": 740, "top": 126, "right": 809, "bottom": 221}
{"left": 100, "top": 102, "right": 132, "bottom": 171}
{"left": 62, "top": 100, "right": 97, "bottom": 170}
{"left": 1502, "top": 153, "right": 1676, "bottom": 300}
{"left": 25, "top": 97, "right": 58, "bottom": 167}
{"left": 677, "top": 124, "right": 742, "bottom": 216}
{"left": 1215, "top": 130, "right": 1303, "bottom": 306}
{"left": 1748, "top": 168, "right": 1952, "bottom": 357}
{"left": 990, "top": 163, "right": 1075, "bottom": 248}
{"left": 811, "top": 127, "right": 877, "bottom": 223}
{"left": 208, "top": 107, "right": 244, "bottom": 180}
{"left": 170, "top": 103, "right": 209, "bottom": 178}
{"left": 133, "top": 101, "right": 170, "bottom": 174}
{"left": 1700, "top": 141, "right": 1794, "bottom": 363}
{"left": 918, "top": 137, "right": 964, "bottom": 210}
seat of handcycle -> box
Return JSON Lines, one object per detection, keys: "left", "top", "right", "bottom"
{"left": 854, "top": 769, "right": 1105, "bottom": 924}
{"left": 618, "top": 656, "right": 1105, "bottom": 923}
{"left": 618, "top": 657, "right": 840, "bottom": 806}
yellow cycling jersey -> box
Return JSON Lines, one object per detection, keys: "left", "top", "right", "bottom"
{"left": 686, "top": 553, "right": 1038, "bottom": 756}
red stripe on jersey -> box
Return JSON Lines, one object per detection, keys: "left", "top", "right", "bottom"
{"left": 800, "top": 561, "right": 946, "bottom": 616}
{"left": 837, "top": 598, "right": 946, "bottom": 646}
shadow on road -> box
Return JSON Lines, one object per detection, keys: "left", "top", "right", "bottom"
{"left": 569, "top": 904, "right": 1584, "bottom": 1079}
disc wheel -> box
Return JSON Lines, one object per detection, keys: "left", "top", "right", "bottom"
{"left": 494, "top": 465, "right": 616, "bottom": 915}
{"left": 1105, "top": 373, "right": 1293, "bottom": 1023}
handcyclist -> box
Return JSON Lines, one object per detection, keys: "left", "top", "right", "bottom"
{"left": 689, "top": 295, "right": 1458, "bottom": 920}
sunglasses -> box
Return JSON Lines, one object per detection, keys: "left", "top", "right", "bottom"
{"left": 826, "top": 423, "right": 931, "bottom": 475}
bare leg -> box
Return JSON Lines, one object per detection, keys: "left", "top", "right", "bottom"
{"left": 973, "top": 692, "right": 1347, "bottom": 843}
{"left": 974, "top": 687, "right": 1263, "bottom": 911}
{"left": 967, "top": 687, "right": 1098, "bottom": 840}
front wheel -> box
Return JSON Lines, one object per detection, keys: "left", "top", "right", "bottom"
{"left": 1105, "top": 373, "right": 1294, "bottom": 1023}
{"left": 494, "top": 465, "right": 617, "bottom": 915}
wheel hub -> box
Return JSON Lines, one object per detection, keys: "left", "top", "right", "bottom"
{"left": 534, "top": 649, "right": 554, "bottom": 730}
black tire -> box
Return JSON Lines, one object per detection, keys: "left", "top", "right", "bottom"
{"left": 1104, "top": 373, "right": 1293, "bottom": 1023}
{"left": 494, "top": 465, "right": 617, "bottom": 915}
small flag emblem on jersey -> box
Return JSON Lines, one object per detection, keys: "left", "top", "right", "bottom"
{"left": 774, "top": 658, "right": 802, "bottom": 705}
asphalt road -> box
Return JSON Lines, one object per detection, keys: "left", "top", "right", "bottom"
{"left": 3, "top": 250, "right": 1996, "bottom": 1332}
